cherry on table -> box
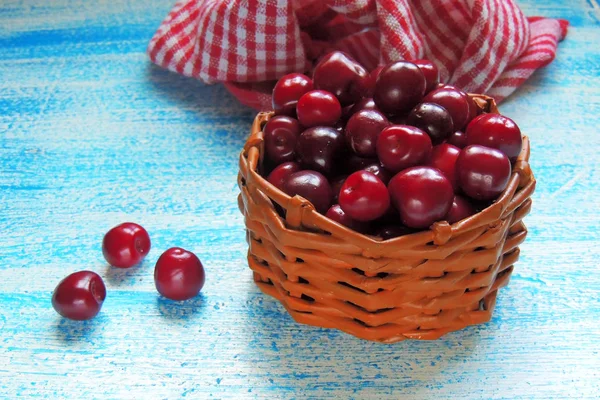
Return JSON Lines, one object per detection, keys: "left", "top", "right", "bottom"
{"left": 102, "top": 222, "right": 151, "bottom": 268}
{"left": 296, "top": 90, "right": 342, "bottom": 127}
{"left": 313, "top": 51, "right": 369, "bottom": 106}
{"left": 406, "top": 102, "right": 454, "bottom": 143}
{"left": 296, "top": 126, "right": 345, "bottom": 174}
{"left": 412, "top": 59, "right": 440, "bottom": 93}
{"left": 272, "top": 73, "right": 313, "bottom": 116}
{"left": 376, "top": 125, "right": 432, "bottom": 173}
{"left": 456, "top": 145, "right": 512, "bottom": 201}
{"left": 267, "top": 161, "right": 301, "bottom": 190}
{"left": 52, "top": 271, "right": 106, "bottom": 321}
{"left": 428, "top": 143, "right": 461, "bottom": 191}
{"left": 466, "top": 113, "right": 523, "bottom": 162}
{"left": 388, "top": 166, "right": 454, "bottom": 229}
{"left": 373, "top": 61, "right": 426, "bottom": 114}
{"left": 325, "top": 204, "right": 369, "bottom": 232}
{"left": 282, "top": 170, "right": 333, "bottom": 213}
{"left": 154, "top": 247, "right": 205, "bottom": 301}
{"left": 446, "top": 195, "right": 476, "bottom": 224}
{"left": 423, "top": 86, "right": 471, "bottom": 130}
{"left": 263, "top": 116, "right": 302, "bottom": 164}
{"left": 339, "top": 170, "right": 390, "bottom": 222}
{"left": 446, "top": 130, "right": 468, "bottom": 148}
{"left": 345, "top": 109, "right": 389, "bottom": 157}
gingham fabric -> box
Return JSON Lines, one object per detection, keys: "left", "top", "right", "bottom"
{"left": 148, "top": 0, "right": 568, "bottom": 110}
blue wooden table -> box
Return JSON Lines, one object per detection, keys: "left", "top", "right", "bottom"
{"left": 1, "top": 0, "right": 599, "bottom": 398}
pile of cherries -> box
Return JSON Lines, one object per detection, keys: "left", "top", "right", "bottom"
{"left": 51, "top": 223, "right": 206, "bottom": 321}
{"left": 263, "top": 51, "right": 522, "bottom": 237}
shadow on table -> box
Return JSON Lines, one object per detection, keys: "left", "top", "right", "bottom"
{"left": 53, "top": 315, "right": 106, "bottom": 344}
{"left": 155, "top": 294, "right": 207, "bottom": 321}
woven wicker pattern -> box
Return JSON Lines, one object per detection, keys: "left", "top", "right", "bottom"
{"left": 237, "top": 95, "right": 536, "bottom": 343}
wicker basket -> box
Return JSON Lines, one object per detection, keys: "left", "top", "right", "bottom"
{"left": 237, "top": 95, "right": 535, "bottom": 343}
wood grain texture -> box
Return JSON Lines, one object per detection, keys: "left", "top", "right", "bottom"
{"left": 0, "top": 0, "right": 599, "bottom": 398}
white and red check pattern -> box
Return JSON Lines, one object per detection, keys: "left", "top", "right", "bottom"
{"left": 148, "top": 0, "right": 568, "bottom": 110}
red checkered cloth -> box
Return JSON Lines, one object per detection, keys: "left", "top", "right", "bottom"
{"left": 147, "top": 0, "right": 568, "bottom": 110}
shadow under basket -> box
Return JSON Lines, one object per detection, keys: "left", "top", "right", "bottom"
{"left": 237, "top": 95, "right": 536, "bottom": 343}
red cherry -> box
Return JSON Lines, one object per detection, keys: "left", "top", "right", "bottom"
{"left": 388, "top": 166, "right": 454, "bottom": 229}
{"left": 296, "top": 90, "right": 342, "bottom": 127}
{"left": 466, "top": 113, "right": 523, "bottom": 162}
{"left": 376, "top": 125, "right": 432, "bottom": 173}
{"left": 325, "top": 204, "right": 369, "bottom": 232}
{"left": 406, "top": 102, "right": 454, "bottom": 143}
{"left": 456, "top": 145, "right": 512, "bottom": 200}
{"left": 428, "top": 143, "right": 461, "bottom": 191}
{"left": 446, "top": 195, "right": 476, "bottom": 224}
{"left": 348, "top": 98, "right": 379, "bottom": 117}
{"left": 267, "top": 161, "right": 301, "bottom": 190}
{"left": 154, "top": 247, "right": 205, "bottom": 301}
{"left": 365, "top": 66, "right": 384, "bottom": 96}
{"left": 102, "top": 222, "right": 151, "bottom": 268}
{"left": 339, "top": 171, "right": 390, "bottom": 222}
{"left": 272, "top": 73, "right": 313, "bottom": 116}
{"left": 330, "top": 175, "right": 348, "bottom": 203}
{"left": 446, "top": 130, "right": 468, "bottom": 148}
{"left": 313, "top": 51, "right": 369, "bottom": 105}
{"left": 373, "top": 61, "right": 426, "bottom": 114}
{"left": 363, "top": 163, "right": 392, "bottom": 185}
{"left": 296, "top": 126, "right": 344, "bottom": 174}
{"left": 283, "top": 170, "right": 332, "bottom": 213}
{"left": 263, "top": 116, "right": 302, "bottom": 164}
{"left": 412, "top": 60, "right": 440, "bottom": 93}
{"left": 423, "top": 86, "right": 471, "bottom": 130}
{"left": 52, "top": 271, "right": 106, "bottom": 320}
{"left": 345, "top": 109, "right": 389, "bottom": 157}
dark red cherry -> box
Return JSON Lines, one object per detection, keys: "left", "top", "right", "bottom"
{"left": 339, "top": 171, "right": 390, "bottom": 222}
{"left": 325, "top": 204, "right": 369, "bottom": 232}
{"left": 345, "top": 109, "right": 389, "bottom": 157}
{"left": 412, "top": 60, "right": 440, "bottom": 93}
{"left": 272, "top": 73, "right": 313, "bottom": 116}
{"left": 423, "top": 86, "right": 471, "bottom": 130}
{"left": 363, "top": 163, "right": 392, "bottom": 185}
{"left": 456, "top": 145, "right": 511, "bottom": 201}
{"left": 282, "top": 170, "right": 332, "bottom": 213}
{"left": 406, "top": 102, "right": 454, "bottom": 143}
{"left": 428, "top": 143, "right": 461, "bottom": 191}
{"left": 296, "top": 126, "right": 344, "bottom": 174}
{"left": 154, "top": 247, "right": 205, "bottom": 301}
{"left": 263, "top": 116, "right": 302, "bottom": 164}
{"left": 388, "top": 166, "right": 454, "bottom": 229}
{"left": 102, "top": 222, "right": 151, "bottom": 268}
{"left": 342, "top": 155, "right": 378, "bottom": 175}
{"left": 446, "top": 130, "right": 468, "bottom": 148}
{"left": 365, "top": 66, "right": 384, "bottom": 96}
{"left": 296, "top": 90, "right": 342, "bottom": 127}
{"left": 373, "top": 61, "right": 426, "bottom": 114}
{"left": 446, "top": 195, "right": 476, "bottom": 224}
{"left": 267, "top": 161, "right": 301, "bottom": 190}
{"left": 52, "top": 271, "right": 106, "bottom": 321}
{"left": 348, "top": 98, "right": 379, "bottom": 117}
{"left": 466, "top": 113, "right": 523, "bottom": 162}
{"left": 313, "top": 51, "right": 370, "bottom": 105}
{"left": 330, "top": 175, "right": 348, "bottom": 203}
{"left": 376, "top": 125, "right": 432, "bottom": 173}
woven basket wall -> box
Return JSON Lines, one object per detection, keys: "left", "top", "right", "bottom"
{"left": 237, "top": 95, "right": 536, "bottom": 343}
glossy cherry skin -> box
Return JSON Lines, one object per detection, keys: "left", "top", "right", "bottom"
{"left": 412, "top": 60, "right": 440, "bottom": 93}
{"left": 263, "top": 116, "right": 302, "bottom": 164}
{"left": 267, "top": 161, "right": 301, "bottom": 190}
{"left": 376, "top": 125, "right": 432, "bottom": 173}
{"left": 446, "top": 130, "right": 468, "bottom": 148}
{"left": 330, "top": 175, "right": 348, "bottom": 203}
{"left": 296, "top": 126, "right": 345, "bottom": 174}
{"left": 296, "top": 90, "right": 342, "bottom": 127}
{"left": 326, "top": 204, "right": 368, "bottom": 232}
{"left": 345, "top": 109, "right": 389, "bottom": 157}
{"left": 52, "top": 271, "right": 106, "bottom": 320}
{"left": 154, "top": 247, "right": 205, "bottom": 301}
{"left": 373, "top": 61, "right": 426, "bottom": 114}
{"left": 102, "top": 222, "right": 151, "bottom": 268}
{"left": 272, "top": 73, "right": 314, "bottom": 116}
{"left": 363, "top": 163, "right": 392, "bottom": 185}
{"left": 348, "top": 98, "right": 379, "bottom": 117}
{"left": 339, "top": 171, "right": 390, "bottom": 222}
{"left": 446, "top": 195, "right": 476, "bottom": 224}
{"left": 283, "top": 170, "right": 332, "bottom": 213}
{"left": 456, "top": 145, "right": 512, "bottom": 201}
{"left": 466, "top": 113, "right": 523, "bottom": 162}
{"left": 406, "top": 102, "right": 454, "bottom": 143}
{"left": 313, "top": 51, "right": 369, "bottom": 106}
{"left": 423, "top": 86, "right": 471, "bottom": 130}
{"left": 365, "top": 66, "right": 384, "bottom": 96}
{"left": 428, "top": 143, "right": 461, "bottom": 191}
{"left": 388, "top": 166, "right": 454, "bottom": 229}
